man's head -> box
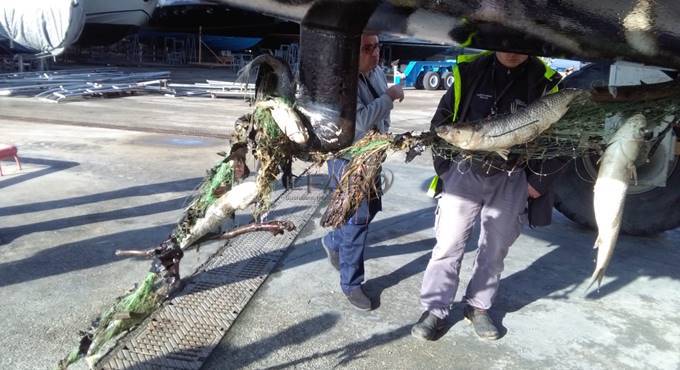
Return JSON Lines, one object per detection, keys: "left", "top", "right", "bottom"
{"left": 495, "top": 52, "right": 529, "bottom": 69}
{"left": 359, "top": 34, "right": 380, "bottom": 73}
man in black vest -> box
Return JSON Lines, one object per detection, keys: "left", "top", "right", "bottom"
{"left": 411, "top": 51, "right": 562, "bottom": 340}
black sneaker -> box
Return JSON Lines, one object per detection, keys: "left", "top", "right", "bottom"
{"left": 321, "top": 237, "right": 340, "bottom": 271}
{"left": 411, "top": 311, "right": 446, "bottom": 340}
{"left": 344, "top": 286, "right": 373, "bottom": 311}
{"left": 463, "top": 305, "right": 500, "bottom": 340}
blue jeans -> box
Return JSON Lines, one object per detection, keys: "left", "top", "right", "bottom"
{"left": 322, "top": 159, "right": 382, "bottom": 293}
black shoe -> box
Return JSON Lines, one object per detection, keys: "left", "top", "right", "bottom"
{"left": 321, "top": 237, "right": 340, "bottom": 271}
{"left": 411, "top": 311, "right": 446, "bottom": 340}
{"left": 344, "top": 286, "right": 373, "bottom": 311}
{"left": 463, "top": 305, "right": 500, "bottom": 340}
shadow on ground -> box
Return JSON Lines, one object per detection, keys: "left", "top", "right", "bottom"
{"left": 0, "top": 224, "right": 174, "bottom": 287}
{"left": 104, "top": 313, "right": 340, "bottom": 370}
{"left": 0, "top": 177, "right": 201, "bottom": 217}
{"left": 0, "top": 157, "right": 79, "bottom": 190}
{"left": 206, "top": 313, "right": 341, "bottom": 369}
{"left": 0, "top": 197, "right": 187, "bottom": 244}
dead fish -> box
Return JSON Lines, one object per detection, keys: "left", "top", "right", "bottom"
{"left": 589, "top": 113, "right": 651, "bottom": 290}
{"left": 436, "top": 88, "right": 584, "bottom": 159}
{"left": 179, "top": 182, "right": 258, "bottom": 249}
{"left": 256, "top": 98, "right": 309, "bottom": 145}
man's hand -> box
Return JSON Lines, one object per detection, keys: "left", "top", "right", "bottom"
{"left": 528, "top": 184, "right": 541, "bottom": 199}
{"left": 386, "top": 85, "right": 404, "bottom": 102}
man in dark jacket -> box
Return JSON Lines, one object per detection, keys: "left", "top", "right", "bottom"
{"left": 411, "top": 51, "right": 562, "bottom": 340}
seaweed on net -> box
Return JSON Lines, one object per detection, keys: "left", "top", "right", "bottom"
{"left": 321, "top": 90, "right": 680, "bottom": 227}
{"left": 251, "top": 98, "right": 298, "bottom": 218}
{"left": 59, "top": 153, "right": 240, "bottom": 369}
{"left": 320, "top": 134, "right": 391, "bottom": 228}
{"left": 431, "top": 91, "right": 680, "bottom": 173}
{"left": 173, "top": 159, "right": 235, "bottom": 242}
{"left": 320, "top": 131, "right": 435, "bottom": 228}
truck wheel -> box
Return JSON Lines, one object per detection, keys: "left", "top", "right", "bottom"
{"left": 440, "top": 71, "right": 453, "bottom": 90}
{"left": 554, "top": 62, "right": 680, "bottom": 235}
{"left": 423, "top": 71, "right": 440, "bottom": 90}
{"left": 554, "top": 154, "right": 680, "bottom": 235}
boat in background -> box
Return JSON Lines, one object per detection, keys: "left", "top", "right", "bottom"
{"left": 77, "top": 0, "right": 159, "bottom": 46}
{"left": 0, "top": 0, "right": 85, "bottom": 56}
{"left": 149, "top": 0, "right": 298, "bottom": 50}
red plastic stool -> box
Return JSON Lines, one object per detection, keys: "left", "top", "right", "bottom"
{"left": 0, "top": 144, "right": 22, "bottom": 176}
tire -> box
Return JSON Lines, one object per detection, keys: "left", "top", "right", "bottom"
{"left": 423, "top": 71, "right": 440, "bottom": 90}
{"left": 554, "top": 62, "right": 680, "bottom": 235}
{"left": 554, "top": 157, "right": 680, "bottom": 235}
{"left": 440, "top": 71, "right": 454, "bottom": 90}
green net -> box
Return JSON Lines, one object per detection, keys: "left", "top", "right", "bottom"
{"left": 59, "top": 272, "right": 162, "bottom": 369}
{"left": 252, "top": 100, "right": 291, "bottom": 217}
{"left": 431, "top": 92, "right": 680, "bottom": 172}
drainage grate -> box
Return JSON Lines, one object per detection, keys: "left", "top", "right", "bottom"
{"left": 97, "top": 185, "right": 326, "bottom": 370}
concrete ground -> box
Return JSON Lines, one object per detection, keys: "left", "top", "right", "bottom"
{"left": 203, "top": 160, "right": 680, "bottom": 370}
{"left": 1, "top": 72, "right": 679, "bottom": 370}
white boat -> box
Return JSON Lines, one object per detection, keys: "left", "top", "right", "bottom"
{"left": 0, "top": 0, "right": 158, "bottom": 55}
{"left": 77, "top": 0, "right": 159, "bottom": 45}
{"left": 83, "top": 0, "right": 158, "bottom": 27}
{"left": 0, "top": 0, "right": 85, "bottom": 56}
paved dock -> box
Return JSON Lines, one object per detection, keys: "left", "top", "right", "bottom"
{"left": 1, "top": 74, "right": 679, "bottom": 370}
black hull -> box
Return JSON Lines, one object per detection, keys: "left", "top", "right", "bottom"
{"left": 75, "top": 23, "right": 140, "bottom": 46}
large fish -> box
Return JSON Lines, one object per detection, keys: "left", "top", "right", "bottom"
{"left": 589, "top": 113, "right": 652, "bottom": 289}
{"left": 436, "top": 88, "right": 585, "bottom": 159}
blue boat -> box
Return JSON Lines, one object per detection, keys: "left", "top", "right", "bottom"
{"left": 200, "top": 35, "right": 262, "bottom": 52}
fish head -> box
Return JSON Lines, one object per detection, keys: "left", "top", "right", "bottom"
{"left": 628, "top": 113, "right": 654, "bottom": 139}
{"left": 606, "top": 113, "right": 653, "bottom": 145}
{"left": 436, "top": 124, "right": 476, "bottom": 148}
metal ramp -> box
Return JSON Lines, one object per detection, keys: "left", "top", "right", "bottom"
{"left": 97, "top": 183, "right": 327, "bottom": 370}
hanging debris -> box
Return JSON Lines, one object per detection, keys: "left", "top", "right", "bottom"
{"left": 57, "top": 141, "right": 291, "bottom": 369}
{"left": 321, "top": 131, "right": 436, "bottom": 228}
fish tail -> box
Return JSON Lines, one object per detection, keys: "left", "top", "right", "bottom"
{"left": 585, "top": 269, "right": 605, "bottom": 294}
{"left": 584, "top": 235, "right": 605, "bottom": 294}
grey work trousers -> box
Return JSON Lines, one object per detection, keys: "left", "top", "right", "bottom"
{"left": 420, "top": 167, "right": 528, "bottom": 319}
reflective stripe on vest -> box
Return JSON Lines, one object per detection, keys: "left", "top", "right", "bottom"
{"left": 427, "top": 175, "right": 440, "bottom": 198}
{"left": 539, "top": 58, "right": 560, "bottom": 94}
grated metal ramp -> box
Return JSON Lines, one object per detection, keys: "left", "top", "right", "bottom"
{"left": 96, "top": 183, "right": 327, "bottom": 370}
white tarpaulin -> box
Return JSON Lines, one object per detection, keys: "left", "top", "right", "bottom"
{"left": 0, "top": 0, "right": 85, "bottom": 56}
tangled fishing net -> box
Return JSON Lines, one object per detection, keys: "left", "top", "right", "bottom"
{"left": 322, "top": 86, "right": 680, "bottom": 227}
